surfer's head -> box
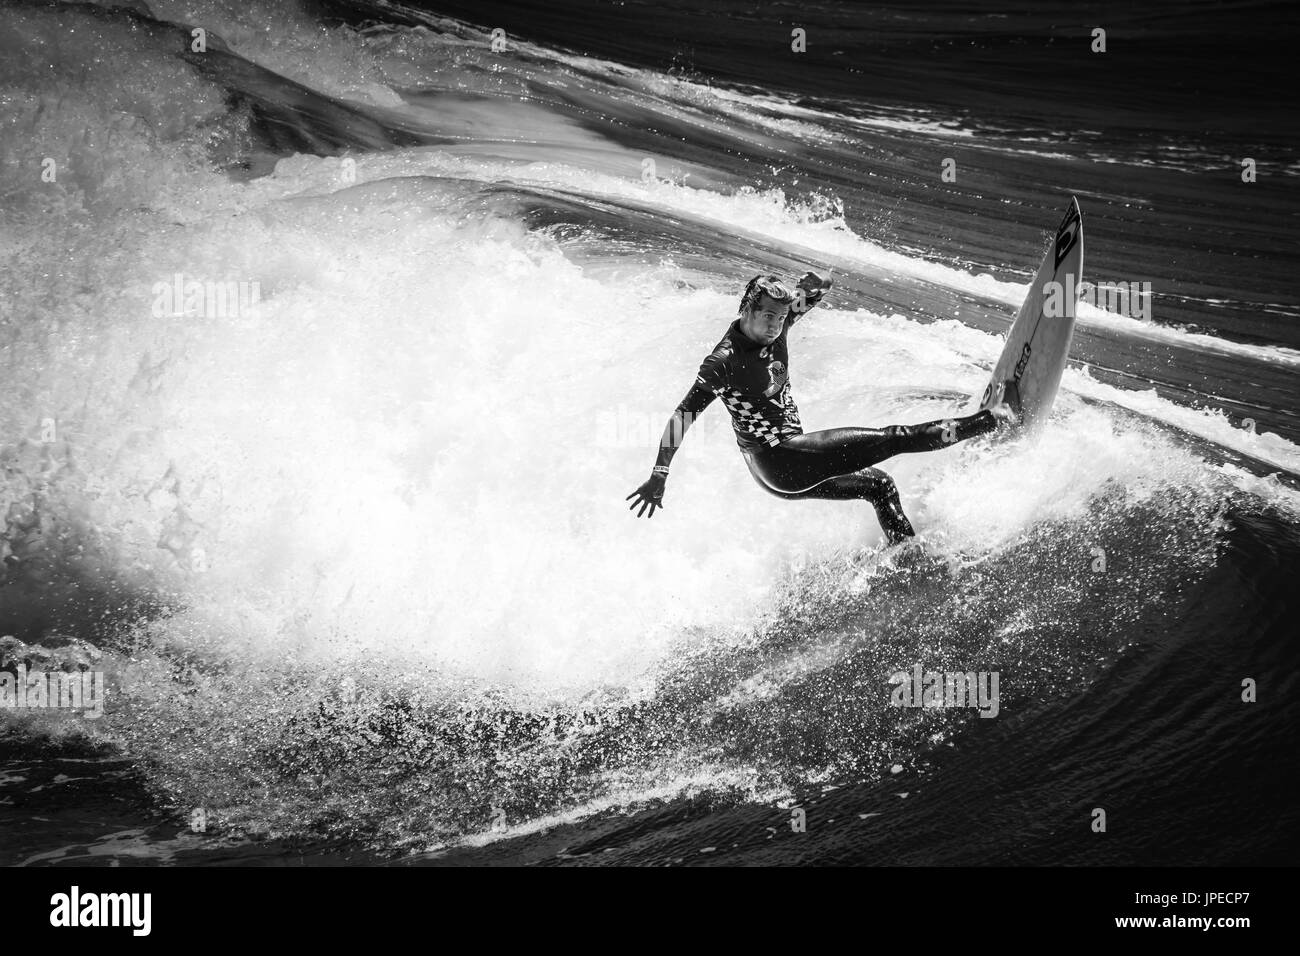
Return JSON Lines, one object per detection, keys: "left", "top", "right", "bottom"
{"left": 738, "top": 274, "right": 793, "bottom": 345}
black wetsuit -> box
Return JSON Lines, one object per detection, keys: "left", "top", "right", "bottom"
{"left": 655, "top": 304, "right": 999, "bottom": 542}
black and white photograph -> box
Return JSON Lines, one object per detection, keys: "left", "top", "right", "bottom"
{"left": 1, "top": 0, "right": 1295, "bottom": 926}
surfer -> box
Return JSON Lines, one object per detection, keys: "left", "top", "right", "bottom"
{"left": 626, "top": 273, "right": 1017, "bottom": 543}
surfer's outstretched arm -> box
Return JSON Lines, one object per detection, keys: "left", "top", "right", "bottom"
{"left": 626, "top": 380, "right": 717, "bottom": 518}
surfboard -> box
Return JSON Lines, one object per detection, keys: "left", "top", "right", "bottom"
{"left": 978, "top": 197, "right": 1084, "bottom": 428}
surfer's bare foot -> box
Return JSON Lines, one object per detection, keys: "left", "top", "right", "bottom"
{"left": 988, "top": 402, "right": 1020, "bottom": 426}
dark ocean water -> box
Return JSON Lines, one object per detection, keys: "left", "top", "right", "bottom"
{"left": 1, "top": 0, "right": 1298, "bottom": 866}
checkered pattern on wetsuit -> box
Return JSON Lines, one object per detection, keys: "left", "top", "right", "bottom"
{"left": 707, "top": 378, "right": 804, "bottom": 448}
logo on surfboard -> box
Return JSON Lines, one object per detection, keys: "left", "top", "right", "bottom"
{"left": 1054, "top": 201, "right": 1082, "bottom": 268}
{"left": 1012, "top": 342, "right": 1033, "bottom": 382}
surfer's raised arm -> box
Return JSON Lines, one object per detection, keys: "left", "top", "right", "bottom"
{"left": 789, "top": 270, "right": 832, "bottom": 322}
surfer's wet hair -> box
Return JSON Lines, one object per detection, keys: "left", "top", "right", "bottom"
{"left": 739, "top": 274, "right": 794, "bottom": 314}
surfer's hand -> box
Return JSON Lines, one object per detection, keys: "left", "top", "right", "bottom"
{"left": 795, "top": 271, "right": 831, "bottom": 310}
{"left": 626, "top": 473, "right": 667, "bottom": 518}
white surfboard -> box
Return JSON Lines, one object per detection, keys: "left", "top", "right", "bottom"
{"left": 979, "top": 197, "right": 1084, "bottom": 428}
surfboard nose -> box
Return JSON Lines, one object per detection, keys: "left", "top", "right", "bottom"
{"left": 978, "top": 197, "right": 1083, "bottom": 430}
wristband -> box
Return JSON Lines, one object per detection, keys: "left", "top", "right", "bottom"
{"left": 652, "top": 465, "right": 670, "bottom": 476}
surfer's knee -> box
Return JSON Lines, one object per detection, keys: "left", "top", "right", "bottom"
{"left": 854, "top": 469, "right": 912, "bottom": 541}
{"left": 857, "top": 468, "right": 899, "bottom": 502}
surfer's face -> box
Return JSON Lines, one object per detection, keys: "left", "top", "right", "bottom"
{"left": 742, "top": 293, "right": 789, "bottom": 344}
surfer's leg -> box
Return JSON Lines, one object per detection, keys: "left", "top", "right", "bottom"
{"left": 757, "top": 409, "right": 1000, "bottom": 482}
{"left": 744, "top": 453, "right": 916, "bottom": 543}
{"left": 871, "top": 409, "right": 1000, "bottom": 457}
{"left": 807, "top": 470, "right": 916, "bottom": 543}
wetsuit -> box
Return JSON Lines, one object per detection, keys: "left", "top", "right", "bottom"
{"left": 654, "top": 300, "right": 1000, "bottom": 543}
